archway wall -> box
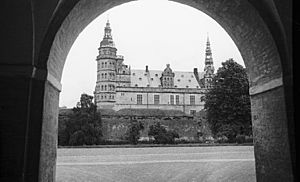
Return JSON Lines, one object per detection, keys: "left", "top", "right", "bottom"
{"left": 43, "top": 0, "right": 293, "bottom": 181}
{"left": 0, "top": 0, "right": 294, "bottom": 181}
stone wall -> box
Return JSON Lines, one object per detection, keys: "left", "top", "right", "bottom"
{"left": 101, "top": 115, "right": 211, "bottom": 141}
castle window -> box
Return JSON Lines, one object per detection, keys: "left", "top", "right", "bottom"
{"left": 104, "top": 73, "right": 107, "bottom": 78}
{"left": 151, "top": 78, "right": 153, "bottom": 81}
{"left": 190, "top": 95, "right": 195, "bottom": 105}
{"left": 139, "top": 78, "right": 142, "bottom": 80}
{"left": 105, "top": 85, "right": 107, "bottom": 90}
{"left": 177, "top": 79, "right": 180, "bottom": 82}
{"left": 170, "top": 95, "right": 174, "bottom": 105}
{"left": 105, "top": 62, "right": 107, "bottom": 67}
{"left": 147, "top": 84, "right": 150, "bottom": 87}
{"left": 144, "top": 73, "right": 147, "bottom": 76}
{"left": 155, "top": 74, "right": 158, "bottom": 77}
{"left": 174, "top": 85, "right": 177, "bottom": 88}
{"left": 101, "top": 85, "right": 104, "bottom": 90}
{"left": 176, "top": 95, "right": 180, "bottom": 105}
{"left": 135, "top": 84, "right": 138, "bottom": 87}
{"left": 123, "top": 71, "right": 125, "bottom": 74}
{"left": 190, "top": 110, "right": 196, "bottom": 116}
{"left": 101, "top": 95, "right": 103, "bottom": 99}
{"left": 154, "top": 95, "right": 160, "bottom": 105}
{"left": 102, "top": 62, "right": 104, "bottom": 68}
{"left": 137, "top": 94, "right": 142, "bottom": 105}
{"left": 188, "top": 79, "right": 191, "bottom": 82}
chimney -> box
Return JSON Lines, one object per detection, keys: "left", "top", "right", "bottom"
{"left": 194, "top": 68, "right": 198, "bottom": 75}
{"left": 145, "top": 65, "right": 149, "bottom": 72}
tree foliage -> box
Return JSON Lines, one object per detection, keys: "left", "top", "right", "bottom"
{"left": 148, "top": 122, "right": 179, "bottom": 144}
{"left": 58, "top": 93, "right": 103, "bottom": 146}
{"left": 125, "top": 119, "right": 144, "bottom": 144}
{"left": 204, "top": 59, "right": 252, "bottom": 142}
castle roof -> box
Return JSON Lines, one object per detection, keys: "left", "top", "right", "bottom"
{"left": 130, "top": 69, "right": 205, "bottom": 88}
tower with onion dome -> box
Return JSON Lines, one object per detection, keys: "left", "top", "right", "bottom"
{"left": 94, "top": 20, "right": 130, "bottom": 109}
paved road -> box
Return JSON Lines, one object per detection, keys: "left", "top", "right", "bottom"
{"left": 56, "top": 146, "right": 256, "bottom": 182}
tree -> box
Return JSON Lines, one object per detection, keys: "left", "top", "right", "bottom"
{"left": 125, "top": 119, "right": 144, "bottom": 144}
{"left": 204, "top": 59, "right": 252, "bottom": 142}
{"left": 148, "top": 122, "right": 179, "bottom": 144}
{"left": 58, "top": 93, "right": 103, "bottom": 146}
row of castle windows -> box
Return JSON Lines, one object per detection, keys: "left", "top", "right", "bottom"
{"left": 134, "top": 94, "right": 204, "bottom": 105}
{"left": 99, "top": 72, "right": 115, "bottom": 79}
{"left": 100, "top": 61, "right": 115, "bottom": 69}
{"left": 98, "top": 94, "right": 115, "bottom": 100}
{"left": 99, "top": 85, "right": 115, "bottom": 91}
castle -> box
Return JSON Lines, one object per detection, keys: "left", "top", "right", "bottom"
{"left": 94, "top": 20, "right": 215, "bottom": 115}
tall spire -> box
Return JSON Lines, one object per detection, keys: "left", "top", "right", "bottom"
{"left": 204, "top": 34, "right": 214, "bottom": 74}
{"left": 100, "top": 19, "right": 115, "bottom": 48}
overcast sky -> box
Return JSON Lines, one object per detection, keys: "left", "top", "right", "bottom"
{"left": 59, "top": 0, "right": 244, "bottom": 108}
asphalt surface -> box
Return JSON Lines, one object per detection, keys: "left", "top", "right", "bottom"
{"left": 56, "top": 146, "right": 256, "bottom": 182}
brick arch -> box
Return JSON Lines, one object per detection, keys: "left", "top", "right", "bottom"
{"left": 1, "top": 0, "right": 292, "bottom": 182}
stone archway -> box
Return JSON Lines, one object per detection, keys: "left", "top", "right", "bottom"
{"left": 0, "top": 0, "right": 294, "bottom": 182}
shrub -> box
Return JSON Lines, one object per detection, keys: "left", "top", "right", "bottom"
{"left": 236, "top": 134, "right": 246, "bottom": 144}
{"left": 125, "top": 120, "right": 144, "bottom": 144}
{"left": 148, "top": 122, "right": 180, "bottom": 144}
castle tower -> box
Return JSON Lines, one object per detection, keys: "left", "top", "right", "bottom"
{"left": 161, "top": 64, "right": 175, "bottom": 88}
{"left": 95, "top": 20, "right": 118, "bottom": 109}
{"left": 203, "top": 35, "right": 215, "bottom": 88}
